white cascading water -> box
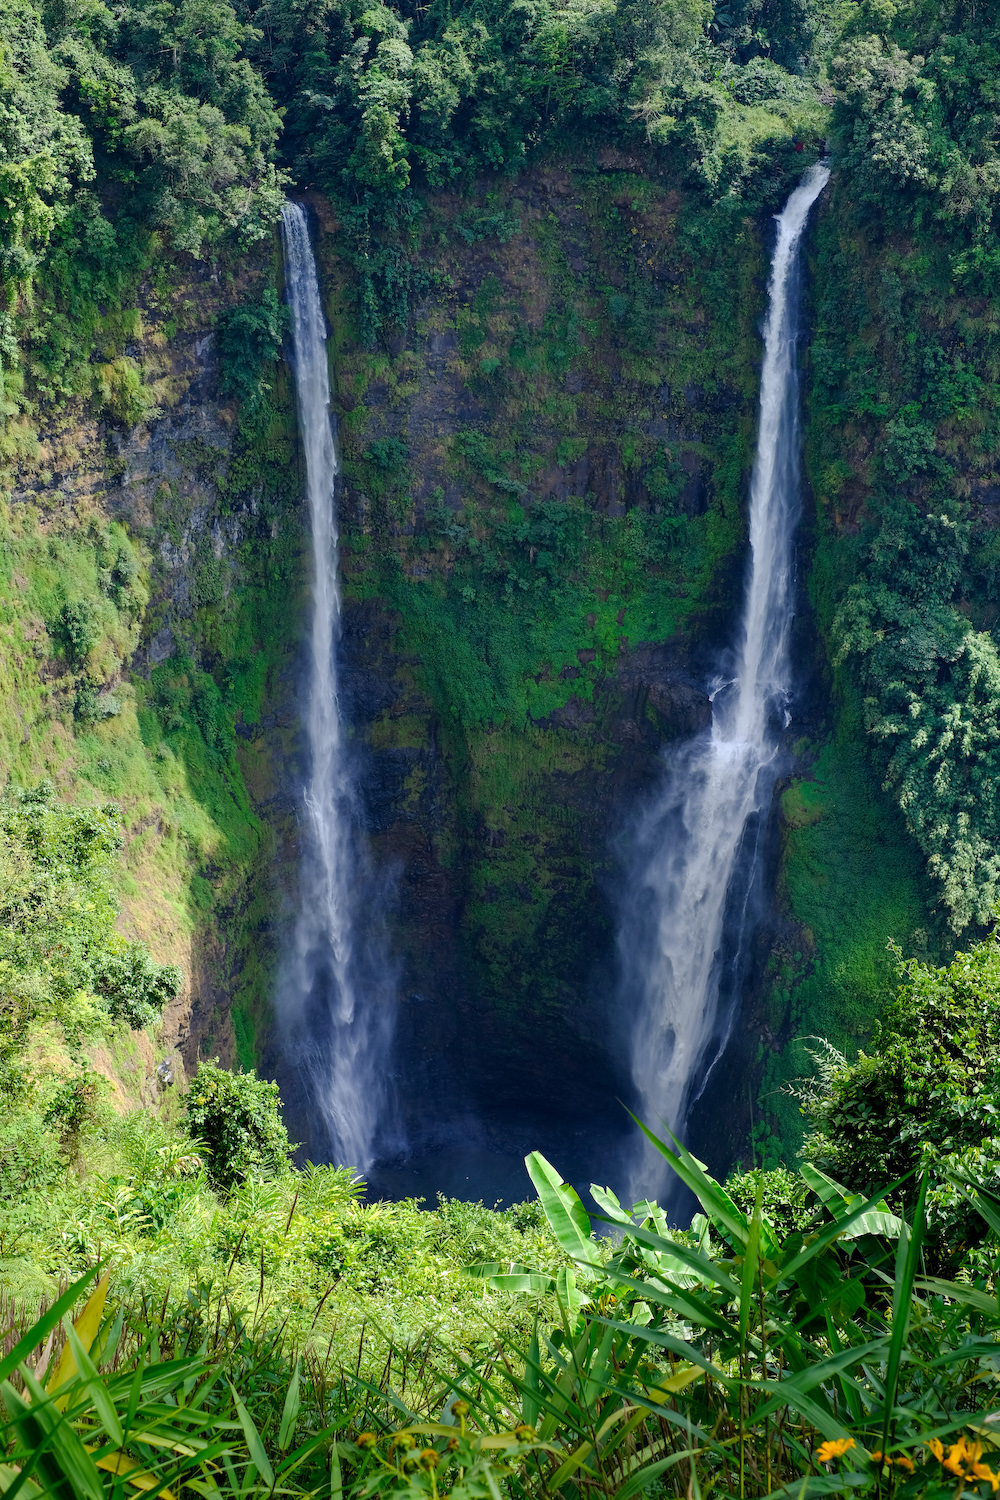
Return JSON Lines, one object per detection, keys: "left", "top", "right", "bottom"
{"left": 280, "top": 201, "right": 392, "bottom": 1171}
{"left": 624, "top": 164, "right": 830, "bottom": 1195}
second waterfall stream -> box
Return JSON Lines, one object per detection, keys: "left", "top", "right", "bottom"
{"left": 279, "top": 201, "right": 394, "bottom": 1171}
{"left": 623, "top": 163, "right": 830, "bottom": 1195}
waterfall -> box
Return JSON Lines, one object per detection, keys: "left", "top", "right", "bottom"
{"left": 622, "top": 164, "right": 830, "bottom": 1196}
{"left": 279, "top": 201, "right": 394, "bottom": 1172}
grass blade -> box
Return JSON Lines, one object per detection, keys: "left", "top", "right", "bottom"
{"left": 278, "top": 1361, "right": 301, "bottom": 1451}
{"left": 880, "top": 1174, "right": 927, "bottom": 1458}
{"left": 229, "top": 1383, "right": 275, "bottom": 1489}
{"left": 0, "top": 1270, "right": 97, "bottom": 1388}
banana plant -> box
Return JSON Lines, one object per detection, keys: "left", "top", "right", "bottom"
{"left": 453, "top": 1125, "right": 1000, "bottom": 1498}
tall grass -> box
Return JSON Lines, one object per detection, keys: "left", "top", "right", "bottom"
{"left": 6, "top": 1124, "right": 1000, "bottom": 1498}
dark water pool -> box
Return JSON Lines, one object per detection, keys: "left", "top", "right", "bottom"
{"left": 364, "top": 1110, "right": 636, "bottom": 1215}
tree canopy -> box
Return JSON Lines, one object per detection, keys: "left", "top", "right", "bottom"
{"left": 800, "top": 930, "right": 1000, "bottom": 1265}
{"left": 0, "top": 781, "right": 182, "bottom": 1093}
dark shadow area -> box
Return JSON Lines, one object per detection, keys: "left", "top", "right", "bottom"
{"left": 366, "top": 1102, "right": 635, "bottom": 1212}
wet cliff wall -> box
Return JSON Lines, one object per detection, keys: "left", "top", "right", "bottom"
{"left": 298, "top": 155, "right": 773, "bottom": 1152}
{"left": 758, "top": 170, "right": 1000, "bottom": 1163}
{"left": 0, "top": 237, "right": 303, "bottom": 1089}
{"left": 4, "top": 145, "right": 984, "bottom": 1181}
{"left": 304, "top": 149, "right": 988, "bottom": 1173}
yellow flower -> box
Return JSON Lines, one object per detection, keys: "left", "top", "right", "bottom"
{"left": 816, "top": 1439, "right": 856, "bottom": 1464}
{"left": 927, "top": 1435, "right": 1000, "bottom": 1490}
{"left": 871, "top": 1451, "right": 915, "bottom": 1473}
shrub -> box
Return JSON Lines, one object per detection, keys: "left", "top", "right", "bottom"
{"left": 725, "top": 1164, "right": 812, "bottom": 1236}
{"left": 42, "top": 1069, "right": 102, "bottom": 1159}
{"left": 92, "top": 942, "right": 183, "bottom": 1029}
{"left": 798, "top": 932, "right": 1000, "bottom": 1265}
{"left": 150, "top": 655, "right": 234, "bottom": 755}
{"left": 60, "top": 598, "right": 101, "bottom": 668}
{"left": 218, "top": 287, "right": 288, "bottom": 414}
{"left": 185, "top": 1058, "right": 292, "bottom": 1190}
{"left": 0, "top": 1109, "right": 64, "bottom": 1195}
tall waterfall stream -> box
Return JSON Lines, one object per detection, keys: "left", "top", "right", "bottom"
{"left": 275, "top": 169, "right": 829, "bottom": 1205}
{"left": 623, "top": 164, "right": 830, "bottom": 1196}
{"left": 279, "top": 202, "right": 394, "bottom": 1172}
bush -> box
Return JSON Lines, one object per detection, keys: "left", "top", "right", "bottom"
{"left": 60, "top": 598, "right": 101, "bottom": 668}
{"left": 218, "top": 287, "right": 288, "bottom": 414}
{"left": 92, "top": 943, "right": 183, "bottom": 1029}
{"left": 725, "top": 1164, "right": 812, "bottom": 1237}
{"left": 0, "top": 1109, "right": 64, "bottom": 1195}
{"left": 185, "top": 1059, "right": 292, "bottom": 1190}
{"left": 150, "top": 655, "right": 234, "bottom": 755}
{"left": 799, "top": 931, "right": 1000, "bottom": 1265}
{"left": 42, "top": 1069, "right": 102, "bottom": 1159}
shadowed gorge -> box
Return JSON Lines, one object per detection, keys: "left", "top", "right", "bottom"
{"left": 9, "top": 4, "right": 1000, "bottom": 1492}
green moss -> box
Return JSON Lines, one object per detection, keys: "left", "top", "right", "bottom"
{"left": 760, "top": 732, "right": 934, "bottom": 1163}
{"left": 333, "top": 172, "right": 765, "bottom": 738}
{"left": 0, "top": 242, "right": 304, "bottom": 1072}
{"left": 311, "top": 166, "right": 777, "bottom": 1049}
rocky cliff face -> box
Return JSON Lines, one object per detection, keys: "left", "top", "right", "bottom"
{"left": 1, "top": 241, "right": 303, "bottom": 1096}
{"left": 275, "top": 158, "right": 774, "bottom": 1162}
{"left": 2, "top": 152, "right": 938, "bottom": 1180}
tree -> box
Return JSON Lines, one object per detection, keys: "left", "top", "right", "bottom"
{"left": 184, "top": 1059, "right": 293, "bottom": 1189}
{"left": 799, "top": 932, "right": 1000, "bottom": 1265}
{"left": 0, "top": 782, "right": 182, "bottom": 1092}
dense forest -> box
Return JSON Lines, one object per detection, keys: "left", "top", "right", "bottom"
{"left": 6, "top": 0, "right": 1000, "bottom": 1493}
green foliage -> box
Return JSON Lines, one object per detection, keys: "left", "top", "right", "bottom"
{"left": 800, "top": 931, "right": 1000, "bottom": 1266}
{"left": 145, "top": 653, "right": 236, "bottom": 756}
{"left": 0, "top": 1069, "right": 563, "bottom": 1371}
{"left": 725, "top": 1163, "right": 811, "bottom": 1235}
{"left": 10, "top": 1123, "right": 1000, "bottom": 1500}
{"left": 218, "top": 286, "right": 289, "bottom": 412}
{"left": 831, "top": 6, "right": 1000, "bottom": 272}
{"left": 59, "top": 598, "right": 101, "bottom": 669}
{"left": 396, "top": 481, "right": 684, "bottom": 717}
{"left": 0, "top": 781, "right": 181, "bottom": 1090}
{"left": 184, "top": 1058, "right": 293, "bottom": 1189}
{"left": 0, "top": 0, "right": 91, "bottom": 334}
{"left": 0, "top": 0, "right": 286, "bottom": 425}
{"left": 832, "top": 506, "right": 1000, "bottom": 932}
{"left": 91, "top": 944, "right": 183, "bottom": 1029}
{"left": 245, "top": 0, "right": 826, "bottom": 333}
{"left": 0, "top": 1110, "right": 63, "bottom": 1198}
{"left": 760, "top": 729, "right": 932, "bottom": 1160}
{"left": 42, "top": 1069, "right": 102, "bottom": 1157}
{"left": 61, "top": 0, "right": 285, "bottom": 255}
{"left": 418, "top": 1130, "right": 1000, "bottom": 1500}
{"left": 805, "top": 35, "right": 1000, "bottom": 938}
{"left": 0, "top": 1271, "right": 343, "bottom": 1499}
{"left": 256, "top": 0, "right": 823, "bottom": 205}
